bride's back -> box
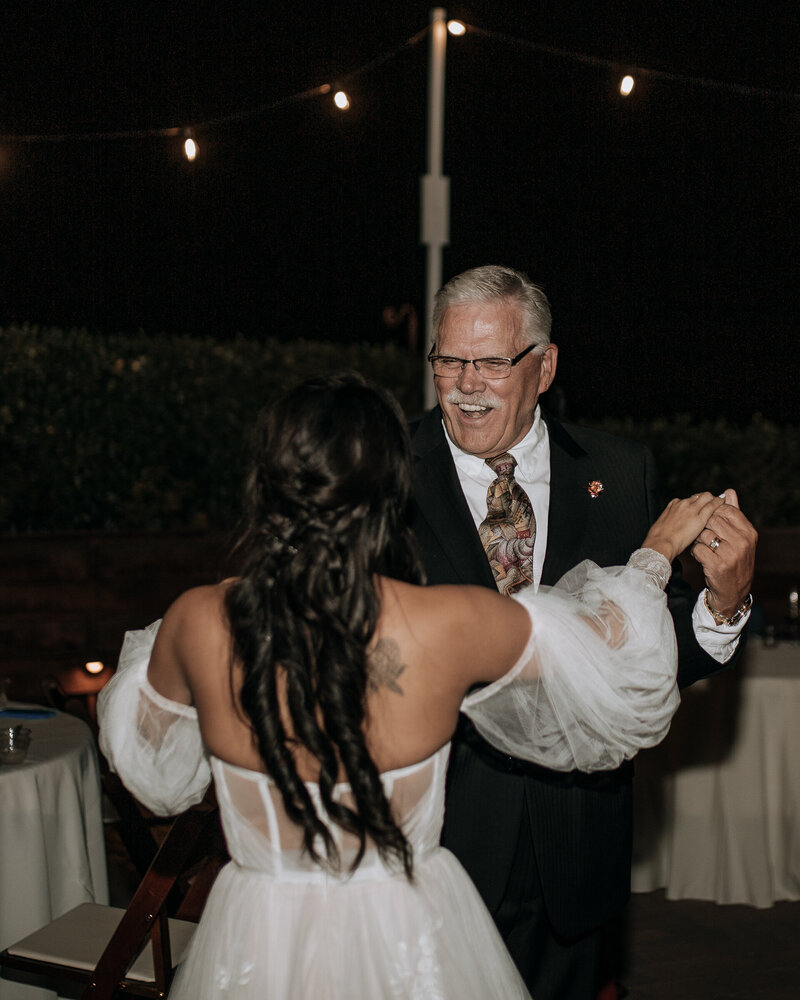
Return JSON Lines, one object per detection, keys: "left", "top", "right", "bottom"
{"left": 146, "top": 372, "right": 528, "bottom": 882}
{"left": 151, "top": 573, "right": 525, "bottom": 782}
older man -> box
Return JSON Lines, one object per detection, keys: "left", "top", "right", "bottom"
{"left": 410, "top": 265, "right": 756, "bottom": 999}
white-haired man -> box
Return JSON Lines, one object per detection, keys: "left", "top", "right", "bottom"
{"left": 410, "top": 264, "right": 756, "bottom": 999}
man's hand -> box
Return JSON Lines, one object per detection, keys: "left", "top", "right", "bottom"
{"left": 690, "top": 489, "right": 758, "bottom": 618}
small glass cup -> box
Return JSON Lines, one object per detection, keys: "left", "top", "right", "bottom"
{"left": 0, "top": 726, "right": 32, "bottom": 765}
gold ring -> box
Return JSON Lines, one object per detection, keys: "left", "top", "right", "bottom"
{"left": 709, "top": 536, "right": 721, "bottom": 551}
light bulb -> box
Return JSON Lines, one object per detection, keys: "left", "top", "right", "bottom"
{"left": 620, "top": 75, "right": 635, "bottom": 96}
{"left": 85, "top": 661, "right": 105, "bottom": 675}
{"left": 334, "top": 90, "right": 350, "bottom": 110}
{"left": 447, "top": 20, "right": 466, "bottom": 36}
{"left": 183, "top": 132, "right": 198, "bottom": 161}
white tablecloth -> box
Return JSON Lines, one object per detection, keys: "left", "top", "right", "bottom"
{"left": 0, "top": 706, "right": 109, "bottom": 1000}
{"left": 632, "top": 641, "right": 800, "bottom": 907}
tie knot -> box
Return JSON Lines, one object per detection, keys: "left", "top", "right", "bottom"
{"left": 486, "top": 453, "right": 516, "bottom": 478}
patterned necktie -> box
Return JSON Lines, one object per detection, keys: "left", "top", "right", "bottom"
{"left": 478, "top": 453, "right": 535, "bottom": 596}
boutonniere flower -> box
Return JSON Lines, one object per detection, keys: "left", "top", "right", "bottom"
{"left": 587, "top": 480, "right": 604, "bottom": 499}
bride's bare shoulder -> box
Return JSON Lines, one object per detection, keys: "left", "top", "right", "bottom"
{"left": 153, "top": 581, "right": 235, "bottom": 677}
{"left": 379, "top": 575, "right": 509, "bottom": 618}
{"left": 377, "top": 576, "right": 529, "bottom": 683}
{"left": 162, "top": 580, "right": 233, "bottom": 631}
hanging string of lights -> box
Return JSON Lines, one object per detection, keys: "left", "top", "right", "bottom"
{"left": 469, "top": 24, "right": 799, "bottom": 101}
{"left": 0, "top": 18, "right": 795, "bottom": 158}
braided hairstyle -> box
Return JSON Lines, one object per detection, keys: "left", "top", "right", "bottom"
{"left": 224, "top": 373, "right": 424, "bottom": 878}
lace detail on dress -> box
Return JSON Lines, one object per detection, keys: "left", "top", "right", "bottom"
{"left": 389, "top": 914, "right": 446, "bottom": 999}
{"left": 214, "top": 958, "right": 256, "bottom": 992}
{"left": 627, "top": 547, "right": 672, "bottom": 590}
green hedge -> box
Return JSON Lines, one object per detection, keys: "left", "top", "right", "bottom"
{"left": 1, "top": 324, "right": 424, "bottom": 531}
{"left": 2, "top": 324, "right": 797, "bottom": 531}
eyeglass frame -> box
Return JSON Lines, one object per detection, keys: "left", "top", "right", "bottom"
{"left": 426, "top": 342, "right": 539, "bottom": 379}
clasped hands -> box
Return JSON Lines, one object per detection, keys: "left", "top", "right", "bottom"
{"left": 644, "top": 489, "right": 757, "bottom": 620}
{"left": 690, "top": 488, "right": 757, "bottom": 619}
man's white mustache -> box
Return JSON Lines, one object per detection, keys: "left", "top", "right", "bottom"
{"left": 445, "top": 389, "right": 503, "bottom": 409}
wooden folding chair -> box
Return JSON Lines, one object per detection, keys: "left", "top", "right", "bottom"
{"left": 0, "top": 802, "right": 227, "bottom": 999}
{"left": 42, "top": 675, "right": 172, "bottom": 879}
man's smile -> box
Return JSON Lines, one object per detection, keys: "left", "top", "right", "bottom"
{"left": 445, "top": 388, "right": 502, "bottom": 420}
{"left": 456, "top": 402, "right": 492, "bottom": 414}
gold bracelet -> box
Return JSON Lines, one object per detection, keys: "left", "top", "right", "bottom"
{"left": 704, "top": 589, "right": 753, "bottom": 626}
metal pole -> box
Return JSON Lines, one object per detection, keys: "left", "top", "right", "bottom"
{"left": 421, "top": 8, "right": 450, "bottom": 411}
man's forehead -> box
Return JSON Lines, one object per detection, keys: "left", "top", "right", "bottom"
{"left": 439, "top": 301, "right": 522, "bottom": 350}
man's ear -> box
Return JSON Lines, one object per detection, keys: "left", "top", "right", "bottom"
{"left": 539, "top": 344, "right": 558, "bottom": 393}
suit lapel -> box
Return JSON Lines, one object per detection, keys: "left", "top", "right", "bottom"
{"left": 541, "top": 409, "right": 593, "bottom": 585}
{"left": 411, "top": 409, "right": 496, "bottom": 588}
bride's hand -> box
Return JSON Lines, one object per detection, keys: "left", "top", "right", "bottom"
{"left": 642, "top": 493, "right": 725, "bottom": 563}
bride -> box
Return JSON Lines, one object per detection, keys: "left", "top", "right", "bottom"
{"left": 98, "top": 373, "right": 723, "bottom": 999}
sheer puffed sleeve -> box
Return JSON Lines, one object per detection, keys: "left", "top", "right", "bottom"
{"left": 97, "top": 620, "right": 212, "bottom": 815}
{"left": 462, "top": 549, "right": 679, "bottom": 772}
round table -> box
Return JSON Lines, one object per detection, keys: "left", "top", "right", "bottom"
{"left": 632, "top": 641, "right": 800, "bottom": 908}
{"left": 0, "top": 705, "right": 109, "bottom": 1000}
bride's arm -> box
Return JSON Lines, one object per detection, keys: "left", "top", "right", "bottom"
{"left": 455, "top": 493, "right": 725, "bottom": 772}
{"left": 460, "top": 551, "right": 678, "bottom": 772}
{"left": 97, "top": 619, "right": 212, "bottom": 815}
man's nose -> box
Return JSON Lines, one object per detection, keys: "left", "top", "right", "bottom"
{"left": 457, "top": 361, "right": 486, "bottom": 392}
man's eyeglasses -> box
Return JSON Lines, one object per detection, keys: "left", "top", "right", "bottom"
{"left": 427, "top": 343, "right": 538, "bottom": 379}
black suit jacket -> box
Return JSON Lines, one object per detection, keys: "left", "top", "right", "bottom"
{"left": 410, "top": 405, "right": 732, "bottom": 939}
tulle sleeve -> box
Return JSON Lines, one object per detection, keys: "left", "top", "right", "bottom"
{"left": 97, "top": 620, "right": 212, "bottom": 815}
{"left": 461, "top": 549, "right": 680, "bottom": 772}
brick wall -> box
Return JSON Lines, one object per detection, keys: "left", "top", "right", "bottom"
{"left": 1, "top": 527, "right": 797, "bottom": 704}
{"left": 1, "top": 531, "right": 230, "bottom": 701}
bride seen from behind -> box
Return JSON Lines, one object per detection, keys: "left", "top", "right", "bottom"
{"left": 98, "top": 373, "right": 724, "bottom": 999}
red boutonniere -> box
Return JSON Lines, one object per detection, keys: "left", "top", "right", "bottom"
{"left": 587, "top": 480, "right": 604, "bottom": 499}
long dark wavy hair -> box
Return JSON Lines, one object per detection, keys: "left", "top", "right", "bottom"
{"left": 224, "top": 373, "right": 424, "bottom": 878}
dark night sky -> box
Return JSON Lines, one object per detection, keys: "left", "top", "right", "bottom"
{"left": 0, "top": 1, "right": 797, "bottom": 422}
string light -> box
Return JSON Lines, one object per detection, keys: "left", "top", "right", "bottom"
{"left": 84, "top": 661, "right": 105, "bottom": 675}
{"left": 620, "top": 75, "right": 635, "bottom": 96}
{"left": 0, "top": 20, "right": 795, "bottom": 147}
{"left": 466, "top": 24, "right": 798, "bottom": 101}
{"left": 183, "top": 129, "right": 198, "bottom": 161}
{"left": 333, "top": 90, "right": 350, "bottom": 110}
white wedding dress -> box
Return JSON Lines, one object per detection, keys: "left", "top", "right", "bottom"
{"left": 98, "top": 551, "right": 678, "bottom": 999}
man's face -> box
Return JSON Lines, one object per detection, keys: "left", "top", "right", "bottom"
{"left": 434, "top": 301, "right": 557, "bottom": 460}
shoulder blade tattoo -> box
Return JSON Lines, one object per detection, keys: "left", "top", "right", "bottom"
{"left": 367, "top": 638, "right": 406, "bottom": 695}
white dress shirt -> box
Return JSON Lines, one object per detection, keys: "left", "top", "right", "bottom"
{"left": 443, "top": 406, "right": 745, "bottom": 664}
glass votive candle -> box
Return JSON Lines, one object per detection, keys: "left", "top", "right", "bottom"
{"left": 0, "top": 726, "right": 32, "bottom": 765}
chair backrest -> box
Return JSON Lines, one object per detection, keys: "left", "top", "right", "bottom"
{"left": 42, "top": 674, "right": 168, "bottom": 879}
{"left": 41, "top": 675, "right": 96, "bottom": 730}
{"left": 1, "top": 803, "right": 227, "bottom": 1000}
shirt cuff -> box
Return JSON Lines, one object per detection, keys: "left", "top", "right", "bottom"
{"left": 691, "top": 591, "right": 749, "bottom": 663}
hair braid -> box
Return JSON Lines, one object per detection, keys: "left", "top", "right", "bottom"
{"left": 225, "top": 374, "right": 423, "bottom": 878}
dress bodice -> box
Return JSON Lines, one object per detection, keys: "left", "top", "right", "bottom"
{"left": 211, "top": 746, "right": 450, "bottom": 882}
